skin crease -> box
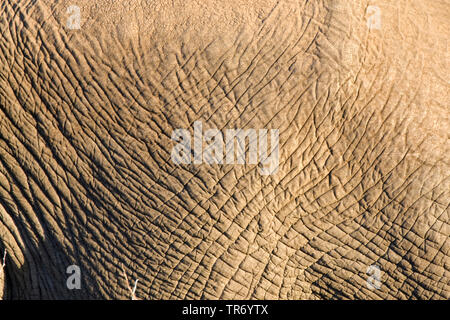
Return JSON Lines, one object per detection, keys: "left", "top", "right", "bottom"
{"left": 0, "top": 0, "right": 448, "bottom": 299}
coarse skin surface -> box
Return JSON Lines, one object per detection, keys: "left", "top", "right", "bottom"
{"left": 0, "top": 0, "right": 448, "bottom": 299}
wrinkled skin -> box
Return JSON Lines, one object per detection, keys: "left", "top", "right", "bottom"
{"left": 0, "top": 0, "right": 448, "bottom": 299}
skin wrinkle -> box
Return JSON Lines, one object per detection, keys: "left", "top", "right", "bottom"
{"left": 0, "top": 0, "right": 449, "bottom": 300}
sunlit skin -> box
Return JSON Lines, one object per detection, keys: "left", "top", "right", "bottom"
{"left": 0, "top": 0, "right": 448, "bottom": 299}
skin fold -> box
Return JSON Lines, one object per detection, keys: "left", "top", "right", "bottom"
{"left": 0, "top": 0, "right": 448, "bottom": 299}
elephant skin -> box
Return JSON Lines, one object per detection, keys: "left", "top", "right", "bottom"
{"left": 0, "top": 0, "right": 449, "bottom": 299}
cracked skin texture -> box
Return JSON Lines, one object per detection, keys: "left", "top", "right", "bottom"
{"left": 0, "top": 0, "right": 448, "bottom": 299}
